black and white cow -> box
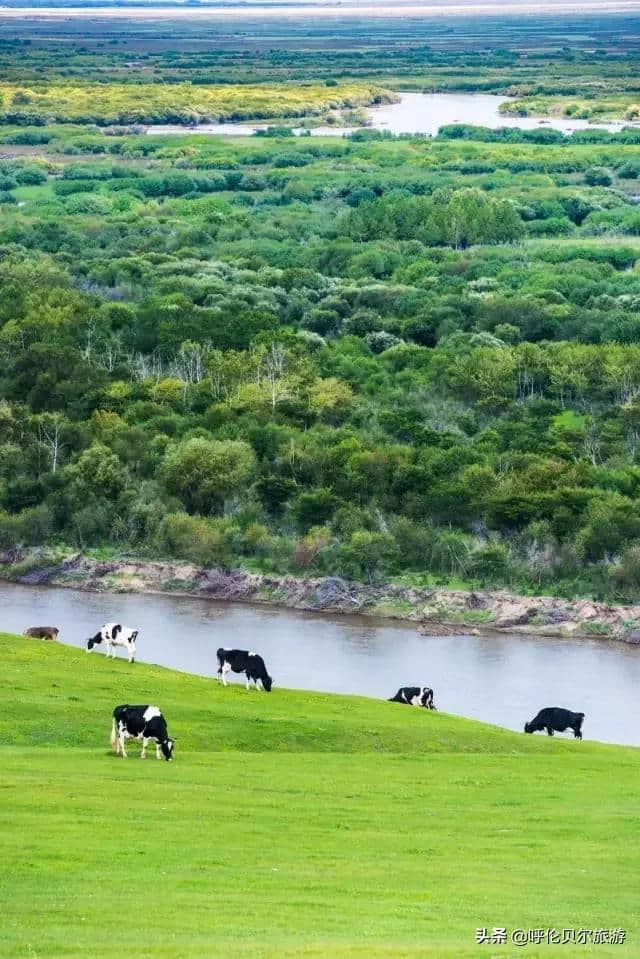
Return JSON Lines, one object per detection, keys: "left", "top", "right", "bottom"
{"left": 87, "top": 623, "right": 138, "bottom": 662}
{"left": 388, "top": 686, "right": 436, "bottom": 710}
{"left": 111, "top": 705, "right": 174, "bottom": 760}
{"left": 524, "top": 707, "right": 584, "bottom": 739}
{"left": 216, "top": 647, "right": 273, "bottom": 692}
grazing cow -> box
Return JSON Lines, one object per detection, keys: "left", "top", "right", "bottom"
{"left": 87, "top": 623, "right": 138, "bottom": 662}
{"left": 111, "top": 705, "right": 174, "bottom": 761}
{"left": 23, "top": 626, "right": 59, "bottom": 641}
{"left": 388, "top": 686, "right": 436, "bottom": 710}
{"left": 216, "top": 647, "right": 273, "bottom": 692}
{"left": 524, "top": 707, "right": 585, "bottom": 739}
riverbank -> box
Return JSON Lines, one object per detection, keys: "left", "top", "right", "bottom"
{"left": 3, "top": 547, "right": 640, "bottom": 644}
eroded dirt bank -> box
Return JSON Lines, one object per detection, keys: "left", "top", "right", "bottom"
{"left": 2, "top": 548, "right": 640, "bottom": 644}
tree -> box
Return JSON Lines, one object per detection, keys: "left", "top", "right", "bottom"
{"left": 338, "top": 530, "right": 398, "bottom": 582}
{"left": 34, "top": 412, "right": 68, "bottom": 474}
{"left": 292, "top": 488, "right": 338, "bottom": 531}
{"left": 308, "top": 377, "right": 354, "bottom": 421}
{"left": 162, "top": 438, "right": 256, "bottom": 514}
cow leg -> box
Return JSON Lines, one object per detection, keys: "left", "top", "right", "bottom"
{"left": 156, "top": 742, "right": 162, "bottom": 760}
{"left": 129, "top": 644, "right": 136, "bottom": 664}
{"left": 141, "top": 737, "right": 148, "bottom": 759}
{"left": 245, "top": 673, "right": 251, "bottom": 691}
{"left": 110, "top": 719, "right": 118, "bottom": 752}
{"left": 221, "top": 662, "right": 230, "bottom": 686}
{"left": 546, "top": 727, "right": 554, "bottom": 736}
{"left": 119, "top": 733, "right": 127, "bottom": 758}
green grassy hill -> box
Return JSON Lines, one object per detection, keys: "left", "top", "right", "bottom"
{"left": 0, "top": 632, "right": 636, "bottom": 958}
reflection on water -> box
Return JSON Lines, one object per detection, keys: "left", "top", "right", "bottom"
{"left": 1, "top": 580, "right": 638, "bottom": 746}
{"left": 146, "top": 92, "right": 637, "bottom": 138}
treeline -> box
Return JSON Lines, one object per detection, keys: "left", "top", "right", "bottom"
{"left": 4, "top": 250, "right": 640, "bottom": 599}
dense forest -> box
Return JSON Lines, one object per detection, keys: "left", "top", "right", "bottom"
{"left": 4, "top": 16, "right": 640, "bottom": 601}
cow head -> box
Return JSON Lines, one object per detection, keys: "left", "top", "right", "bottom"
{"left": 160, "top": 738, "right": 174, "bottom": 761}
{"left": 421, "top": 688, "right": 435, "bottom": 709}
{"left": 524, "top": 721, "right": 535, "bottom": 734}
{"left": 86, "top": 633, "right": 102, "bottom": 652}
{"left": 262, "top": 674, "right": 273, "bottom": 692}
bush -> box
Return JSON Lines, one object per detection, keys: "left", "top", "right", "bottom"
{"left": 70, "top": 504, "right": 113, "bottom": 548}
{"left": 162, "top": 438, "right": 257, "bottom": 515}
{"left": 584, "top": 167, "right": 612, "bottom": 186}
{"left": 0, "top": 504, "right": 54, "bottom": 548}
{"left": 390, "top": 517, "right": 435, "bottom": 570}
{"left": 338, "top": 530, "right": 398, "bottom": 582}
{"left": 431, "top": 531, "right": 471, "bottom": 577}
{"left": 293, "top": 526, "right": 331, "bottom": 569}
{"left": 469, "top": 543, "right": 510, "bottom": 587}
{"left": 15, "top": 167, "right": 47, "bottom": 186}
{"left": 292, "top": 488, "right": 338, "bottom": 531}
{"left": 158, "top": 512, "right": 231, "bottom": 567}
{"left": 610, "top": 544, "right": 640, "bottom": 595}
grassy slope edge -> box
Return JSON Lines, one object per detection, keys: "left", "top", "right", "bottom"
{"left": 0, "top": 632, "right": 637, "bottom": 959}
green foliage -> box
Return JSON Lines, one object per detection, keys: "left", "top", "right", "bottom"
{"left": 584, "top": 166, "right": 613, "bottom": 186}
{"left": 161, "top": 437, "right": 257, "bottom": 514}
{"left": 0, "top": 80, "right": 389, "bottom": 126}
{"left": 4, "top": 30, "right": 640, "bottom": 599}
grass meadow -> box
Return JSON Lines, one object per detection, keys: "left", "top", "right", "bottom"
{"left": 0, "top": 632, "right": 637, "bottom": 958}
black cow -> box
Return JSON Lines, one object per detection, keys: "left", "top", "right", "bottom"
{"left": 216, "top": 648, "right": 273, "bottom": 692}
{"left": 388, "top": 686, "right": 436, "bottom": 710}
{"left": 524, "top": 707, "right": 584, "bottom": 739}
{"left": 111, "top": 704, "right": 174, "bottom": 760}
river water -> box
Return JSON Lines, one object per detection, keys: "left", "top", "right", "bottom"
{"left": 146, "top": 92, "right": 636, "bottom": 138}
{"left": 2, "top": 580, "right": 638, "bottom": 746}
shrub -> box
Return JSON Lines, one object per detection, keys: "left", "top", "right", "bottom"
{"left": 338, "top": 530, "right": 398, "bottom": 582}
{"left": 469, "top": 542, "right": 510, "bottom": 587}
{"left": 0, "top": 504, "right": 54, "bottom": 548}
{"left": 584, "top": 167, "right": 612, "bottom": 186}
{"left": 293, "top": 526, "right": 331, "bottom": 569}
{"left": 292, "top": 488, "right": 338, "bottom": 531}
{"left": 158, "top": 512, "right": 230, "bottom": 567}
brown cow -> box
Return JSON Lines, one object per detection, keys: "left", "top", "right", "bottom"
{"left": 23, "top": 626, "right": 59, "bottom": 641}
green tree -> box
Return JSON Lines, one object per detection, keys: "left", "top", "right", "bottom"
{"left": 162, "top": 438, "right": 256, "bottom": 514}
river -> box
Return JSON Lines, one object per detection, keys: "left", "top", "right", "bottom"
{"left": 146, "top": 92, "right": 637, "bottom": 138}
{"left": 2, "top": 580, "right": 638, "bottom": 746}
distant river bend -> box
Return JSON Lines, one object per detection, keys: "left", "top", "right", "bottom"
{"left": 147, "top": 92, "right": 636, "bottom": 137}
